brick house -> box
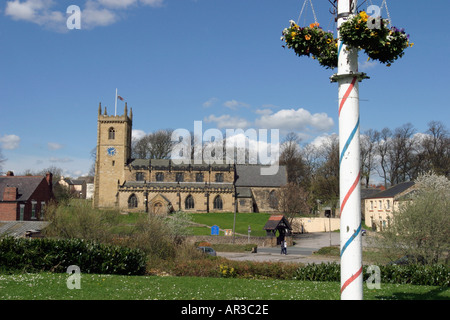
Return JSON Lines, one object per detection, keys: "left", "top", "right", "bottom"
{"left": 0, "top": 171, "right": 54, "bottom": 221}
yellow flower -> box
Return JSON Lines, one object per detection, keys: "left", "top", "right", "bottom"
{"left": 305, "top": 34, "right": 311, "bottom": 40}
{"left": 359, "top": 11, "right": 369, "bottom": 22}
{"left": 355, "top": 24, "right": 360, "bottom": 30}
{"left": 326, "top": 38, "right": 332, "bottom": 44}
{"left": 409, "top": 42, "right": 415, "bottom": 47}
{"left": 291, "top": 32, "right": 297, "bottom": 38}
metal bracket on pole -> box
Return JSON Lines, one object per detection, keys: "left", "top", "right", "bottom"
{"left": 330, "top": 72, "right": 370, "bottom": 83}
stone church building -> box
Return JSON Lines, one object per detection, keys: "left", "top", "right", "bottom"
{"left": 93, "top": 104, "right": 287, "bottom": 214}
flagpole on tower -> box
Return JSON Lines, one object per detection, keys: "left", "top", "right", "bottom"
{"left": 115, "top": 88, "right": 118, "bottom": 116}
{"left": 330, "top": 0, "right": 368, "bottom": 300}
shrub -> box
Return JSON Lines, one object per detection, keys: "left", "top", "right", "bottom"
{"left": 294, "top": 263, "right": 449, "bottom": 287}
{"left": 0, "top": 237, "right": 147, "bottom": 275}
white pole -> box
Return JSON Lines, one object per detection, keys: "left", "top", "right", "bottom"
{"left": 115, "top": 88, "right": 118, "bottom": 116}
{"left": 332, "top": 0, "right": 366, "bottom": 300}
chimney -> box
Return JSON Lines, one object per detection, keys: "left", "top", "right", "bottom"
{"left": 3, "top": 187, "right": 18, "bottom": 201}
{"left": 46, "top": 172, "right": 53, "bottom": 187}
{"left": 6, "top": 171, "right": 14, "bottom": 177}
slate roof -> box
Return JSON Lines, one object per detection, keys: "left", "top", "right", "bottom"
{"left": 123, "top": 181, "right": 234, "bottom": 190}
{"left": 235, "top": 165, "right": 287, "bottom": 187}
{"left": 366, "top": 181, "right": 415, "bottom": 199}
{"left": 0, "top": 176, "right": 45, "bottom": 202}
{"left": 129, "top": 159, "right": 233, "bottom": 171}
{"left": 0, "top": 221, "right": 50, "bottom": 237}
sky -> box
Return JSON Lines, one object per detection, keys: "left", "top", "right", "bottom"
{"left": 0, "top": 0, "right": 449, "bottom": 178}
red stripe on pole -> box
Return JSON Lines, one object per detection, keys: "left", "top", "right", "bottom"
{"left": 339, "top": 171, "right": 361, "bottom": 218}
{"left": 339, "top": 76, "right": 357, "bottom": 116}
{"left": 341, "top": 266, "right": 363, "bottom": 294}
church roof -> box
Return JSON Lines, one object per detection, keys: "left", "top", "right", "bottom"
{"left": 235, "top": 165, "right": 287, "bottom": 187}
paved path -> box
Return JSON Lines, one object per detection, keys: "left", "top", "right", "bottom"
{"left": 217, "top": 232, "right": 372, "bottom": 265}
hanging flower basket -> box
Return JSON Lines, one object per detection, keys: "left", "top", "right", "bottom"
{"left": 281, "top": 20, "right": 338, "bottom": 69}
{"left": 339, "top": 11, "right": 414, "bottom": 65}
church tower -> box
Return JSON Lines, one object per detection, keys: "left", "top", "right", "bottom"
{"left": 93, "top": 103, "right": 132, "bottom": 208}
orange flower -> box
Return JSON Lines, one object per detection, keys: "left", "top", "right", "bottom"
{"left": 309, "top": 22, "right": 320, "bottom": 28}
{"left": 305, "top": 34, "right": 311, "bottom": 40}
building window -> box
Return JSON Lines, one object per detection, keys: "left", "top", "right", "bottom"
{"left": 128, "top": 194, "right": 138, "bottom": 209}
{"left": 213, "top": 195, "right": 223, "bottom": 210}
{"left": 136, "top": 172, "right": 145, "bottom": 181}
{"left": 41, "top": 201, "right": 45, "bottom": 219}
{"left": 156, "top": 172, "right": 164, "bottom": 182}
{"left": 185, "top": 195, "right": 195, "bottom": 210}
{"left": 196, "top": 173, "right": 204, "bottom": 182}
{"left": 19, "top": 204, "right": 25, "bottom": 221}
{"left": 386, "top": 199, "right": 391, "bottom": 210}
{"left": 176, "top": 172, "right": 184, "bottom": 182}
{"left": 370, "top": 201, "right": 373, "bottom": 210}
{"left": 31, "top": 201, "right": 37, "bottom": 219}
{"left": 268, "top": 190, "right": 278, "bottom": 209}
{"left": 108, "top": 127, "right": 115, "bottom": 140}
{"left": 215, "top": 173, "right": 224, "bottom": 182}
{"left": 379, "top": 200, "right": 382, "bottom": 209}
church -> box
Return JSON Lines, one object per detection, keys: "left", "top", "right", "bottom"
{"left": 93, "top": 104, "right": 287, "bottom": 214}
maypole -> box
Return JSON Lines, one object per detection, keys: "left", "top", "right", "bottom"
{"left": 281, "top": 0, "right": 412, "bottom": 301}
{"left": 331, "top": 0, "right": 367, "bottom": 300}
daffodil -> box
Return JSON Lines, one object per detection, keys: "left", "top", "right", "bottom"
{"left": 359, "top": 11, "right": 369, "bottom": 22}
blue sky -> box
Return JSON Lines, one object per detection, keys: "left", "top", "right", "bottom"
{"left": 0, "top": 0, "right": 449, "bottom": 178}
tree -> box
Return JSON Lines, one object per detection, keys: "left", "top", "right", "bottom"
{"left": 0, "top": 147, "right": 5, "bottom": 175}
{"left": 276, "top": 182, "right": 311, "bottom": 225}
{"left": 132, "top": 129, "right": 174, "bottom": 159}
{"left": 376, "top": 172, "right": 450, "bottom": 265}
{"left": 420, "top": 121, "right": 450, "bottom": 177}
{"left": 360, "top": 129, "right": 379, "bottom": 188}
{"left": 279, "top": 132, "right": 308, "bottom": 186}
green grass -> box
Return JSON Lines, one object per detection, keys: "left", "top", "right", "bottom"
{"left": 0, "top": 272, "right": 448, "bottom": 300}
{"left": 189, "top": 212, "right": 270, "bottom": 237}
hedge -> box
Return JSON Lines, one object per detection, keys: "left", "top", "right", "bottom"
{"left": 294, "top": 262, "right": 449, "bottom": 287}
{"left": 0, "top": 237, "right": 147, "bottom": 275}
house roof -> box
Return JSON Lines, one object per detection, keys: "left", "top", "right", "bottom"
{"left": 360, "top": 188, "right": 383, "bottom": 200}
{"left": 366, "top": 181, "right": 415, "bottom": 199}
{"left": 0, "top": 176, "right": 46, "bottom": 202}
{"left": 0, "top": 221, "right": 50, "bottom": 237}
{"left": 263, "top": 215, "right": 292, "bottom": 231}
{"left": 235, "top": 165, "right": 287, "bottom": 187}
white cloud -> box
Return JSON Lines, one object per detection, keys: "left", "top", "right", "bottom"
{"left": 254, "top": 108, "right": 334, "bottom": 132}
{"left": 132, "top": 129, "right": 147, "bottom": 140}
{"left": 49, "top": 157, "right": 73, "bottom": 163}
{"left": 223, "top": 100, "right": 250, "bottom": 110}
{"left": 0, "top": 134, "right": 21, "bottom": 150}
{"left": 4, "top": 0, "right": 165, "bottom": 31}
{"left": 202, "top": 97, "right": 218, "bottom": 108}
{"left": 204, "top": 114, "right": 251, "bottom": 129}
{"left": 5, "top": 0, "right": 65, "bottom": 30}
{"left": 47, "top": 142, "right": 64, "bottom": 150}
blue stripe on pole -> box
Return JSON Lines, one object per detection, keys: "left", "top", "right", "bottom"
{"left": 340, "top": 223, "right": 361, "bottom": 257}
{"left": 338, "top": 40, "right": 343, "bottom": 57}
{"left": 339, "top": 117, "right": 360, "bottom": 166}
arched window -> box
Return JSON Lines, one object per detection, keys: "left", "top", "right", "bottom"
{"left": 185, "top": 195, "right": 195, "bottom": 210}
{"left": 128, "top": 194, "right": 138, "bottom": 209}
{"left": 269, "top": 190, "right": 278, "bottom": 209}
{"left": 108, "top": 127, "right": 115, "bottom": 140}
{"left": 213, "top": 195, "right": 223, "bottom": 210}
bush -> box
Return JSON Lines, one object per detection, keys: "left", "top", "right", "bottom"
{"left": 0, "top": 237, "right": 147, "bottom": 275}
{"left": 294, "top": 262, "right": 449, "bottom": 287}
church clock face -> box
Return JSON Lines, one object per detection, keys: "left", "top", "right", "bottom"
{"left": 107, "top": 147, "right": 117, "bottom": 157}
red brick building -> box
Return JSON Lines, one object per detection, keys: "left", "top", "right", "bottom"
{"left": 0, "top": 171, "right": 54, "bottom": 221}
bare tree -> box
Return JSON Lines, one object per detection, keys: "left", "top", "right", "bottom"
{"left": 276, "top": 182, "right": 311, "bottom": 225}
{"left": 279, "top": 132, "right": 308, "bottom": 186}
{"left": 421, "top": 121, "right": 450, "bottom": 177}
{"left": 360, "top": 129, "right": 379, "bottom": 188}
{"left": 132, "top": 129, "right": 174, "bottom": 159}
{"left": 0, "top": 147, "right": 6, "bottom": 175}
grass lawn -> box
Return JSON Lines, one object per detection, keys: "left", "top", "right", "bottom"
{"left": 188, "top": 212, "right": 270, "bottom": 237}
{"left": 0, "top": 272, "right": 448, "bottom": 300}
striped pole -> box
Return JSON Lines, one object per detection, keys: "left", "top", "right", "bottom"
{"left": 331, "top": 0, "right": 368, "bottom": 300}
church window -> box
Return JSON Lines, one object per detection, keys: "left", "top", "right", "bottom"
{"left": 156, "top": 172, "right": 164, "bottom": 181}
{"left": 108, "top": 127, "right": 115, "bottom": 140}
{"left": 213, "top": 195, "right": 223, "bottom": 210}
{"left": 176, "top": 172, "right": 184, "bottom": 182}
{"left": 215, "top": 173, "right": 224, "bottom": 182}
{"left": 185, "top": 195, "right": 195, "bottom": 209}
{"left": 136, "top": 172, "right": 144, "bottom": 181}
{"left": 128, "top": 194, "right": 138, "bottom": 209}
{"left": 269, "top": 190, "right": 278, "bottom": 209}
{"left": 196, "top": 173, "right": 204, "bottom": 182}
